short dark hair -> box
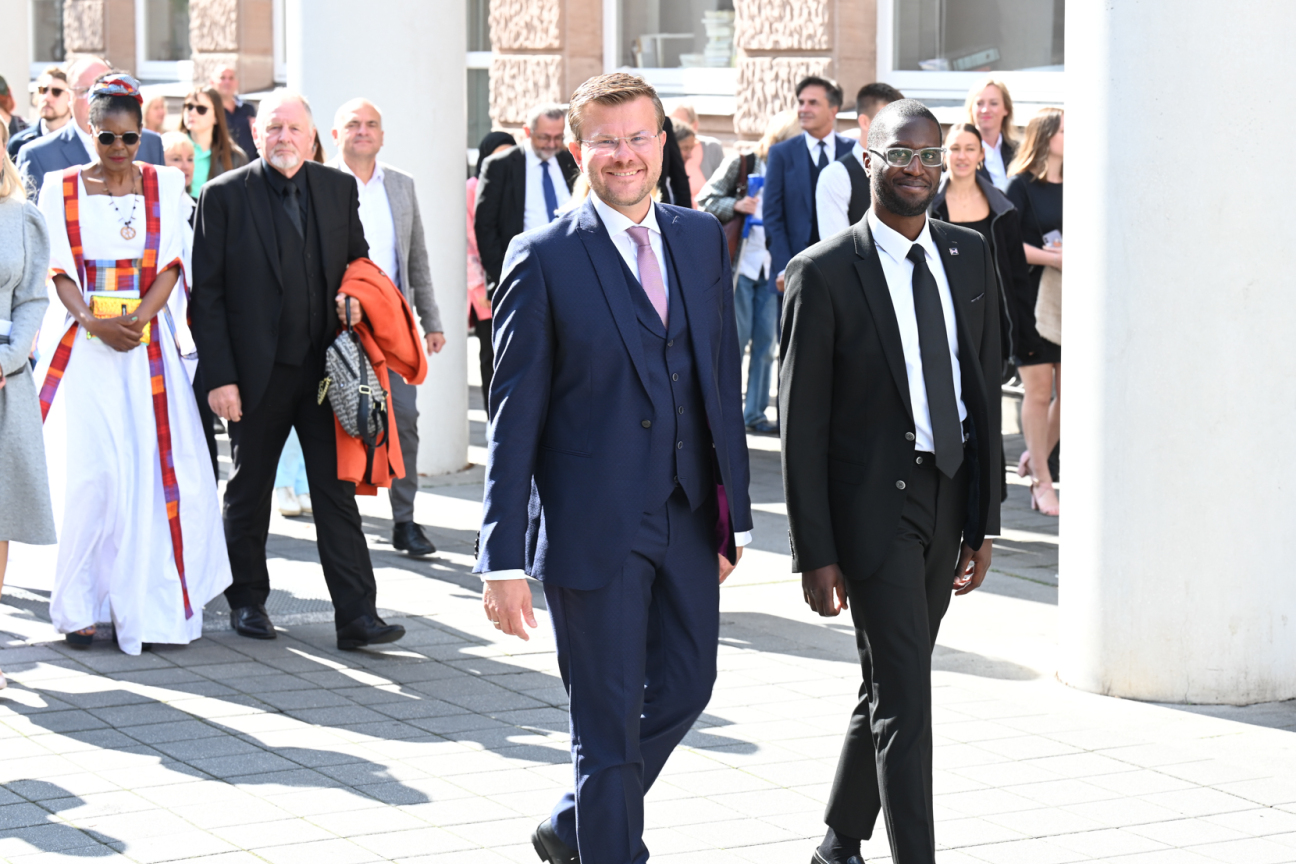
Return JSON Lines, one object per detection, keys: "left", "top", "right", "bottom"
{"left": 867, "top": 99, "right": 940, "bottom": 152}
{"left": 796, "top": 76, "right": 843, "bottom": 111}
{"left": 856, "top": 82, "right": 904, "bottom": 119}
{"left": 88, "top": 70, "right": 143, "bottom": 130}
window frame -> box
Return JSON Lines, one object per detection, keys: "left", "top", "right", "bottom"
{"left": 134, "top": 0, "right": 192, "bottom": 82}
{"left": 602, "top": 0, "right": 737, "bottom": 110}
{"left": 273, "top": 0, "right": 287, "bottom": 84}
{"left": 875, "top": 0, "right": 1064, "bottom": 104}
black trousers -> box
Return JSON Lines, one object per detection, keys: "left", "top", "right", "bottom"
{"left": 825, "top": 454, "right": 968, "bottom": 864}
{"left": 192, "top": 362, "right": 219, "bottom": 481}
{"left": 222, "top": 360, "right": 377, "bottom": 627}
{"left": 472, "top": 313, "right": 494, "bottom": 406}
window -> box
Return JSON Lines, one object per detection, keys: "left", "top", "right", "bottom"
{"left": 466, "top": 0, "right": 492, "bottom": 167}
{"left": 878, "top": 0, "right": 1064, "bottom": 101}
{"left": 136, "top": 0, "right": 191, "bottom": 81}
{"left": 617, "top": 0, "right": 734, "bottom": 69}
{"left": 30, "top": 0, "right": 65, "bottom": 73}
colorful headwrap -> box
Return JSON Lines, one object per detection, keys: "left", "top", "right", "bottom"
{"left": 91, "top": 75, "right": 144, "bottom": 105}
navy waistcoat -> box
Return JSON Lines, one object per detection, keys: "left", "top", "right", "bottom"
{"left": 616, "top": 237, "right": 713, "bottom": 513}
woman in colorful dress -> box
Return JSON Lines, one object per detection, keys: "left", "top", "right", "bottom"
{"left": 34, "top": 75, "right": 231, "bottom": 655}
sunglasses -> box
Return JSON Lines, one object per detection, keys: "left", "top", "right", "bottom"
{"left": 37, "top": 85, "right": 67, "bottom": 98}
{"left": 183, "top": 102, "right": 210, "bottom": 115}
{"left": 95, "top": 130, "right": 141, "bottom": 146}
{"left": 869, "top": 147, "right": 948, "bottom": 169}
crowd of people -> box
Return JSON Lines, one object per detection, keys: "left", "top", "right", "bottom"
{"left": 2, "top": 57, "right": 1063, "bottom": 864}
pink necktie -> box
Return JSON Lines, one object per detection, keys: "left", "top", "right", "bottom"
{"left": 627, "top": 226, "right": 668, "bottom": 327}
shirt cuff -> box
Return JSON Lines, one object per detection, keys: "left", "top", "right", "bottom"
{"left": 479, "top": 569, "right": 530, "bottom": 581}
{"left": 735, "top": 531, "right": 752, "bottom": 547}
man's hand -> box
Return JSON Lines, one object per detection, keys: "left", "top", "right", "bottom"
{"left": 953, "top": 540, "right": 993, "bottom": 595}
{"left": 336, "top": 295, "right": 364, "bottom": 325}
{"left": 208, "top": 383, "right": 243, "bottom": 423}
{"left": 425, "top": 332, "right": 446, "bottom": 355}
{"left": 719, "top": 546, "right": 744, "bottom": 584}
{"left": 803, "top": 563, "right": 848, "bottom": 617}
{"left": 482, "top": 578, "right": 539, "bottom": 640}
{"left": 732, "top": 196, "right": 758, "bottom": 215}
{"left": 776, "top": 271, "right": 786, "bottom": 293}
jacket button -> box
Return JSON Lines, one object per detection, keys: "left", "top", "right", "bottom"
{"left": 671, "top": 373, "right": 679, "bottom": 381}
{"left": 667, "top": 340, "right": 674, "bottom": 347}
{"left": 677, "top": 441, "right": 684, "bottom": 450}
{"left": 642, "top": 420, "right": 652, "bottom": 428}
{"left": 678, "top": 406, "right": 685, "bottom": 414}
{"left": 905, "top": 432, "right": 915, "bottom": 441}
{"left": 915, "top": 455, "right": 923, "bottom": 465}
{"left": 896, "top": 480, "right": 906, "bottom": 490}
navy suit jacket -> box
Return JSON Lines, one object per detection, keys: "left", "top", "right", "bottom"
{"left": 475, "top": 197, "right": 754, "bottom": 590}
{"left": 16, "top": 122, "right": 164, "bottom": 195}
{"left": 763, "top": 132, "right": 856, "bottom": 286}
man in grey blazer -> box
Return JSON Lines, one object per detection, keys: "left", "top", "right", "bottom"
{"left": 330, "top": 98, "right": 444, "bottom": 558}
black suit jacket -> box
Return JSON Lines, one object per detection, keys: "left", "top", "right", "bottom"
{"left": 779, "top": 216, "right": 1002, "bottom": 579}
{"left": 191, "top": 159, "right": 369, "bottom": 415}
{"left": 657, "top": 118, "right": 692, "bottom": 209}
{"left": 473, "top": 145, "right": 579, "bottom": 298}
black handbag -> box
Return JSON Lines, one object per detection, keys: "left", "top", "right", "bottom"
{"left": 319, "top": 302, "right": 388, "bottom": 480}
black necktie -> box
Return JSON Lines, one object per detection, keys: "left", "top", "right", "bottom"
{"left": 811, "top": 140, "right": 828, "bottom": 186}
{"left": 282, "top": 183, "right": 303, "bottom": 238}
{"left": 906, "top": 243, "right": 963, "bottom": 478}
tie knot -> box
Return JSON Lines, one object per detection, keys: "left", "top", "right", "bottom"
{"left": 627, "top": 225, "right": 652, "bottom": 248}
{"left": 906, "top": 243, "right": 926, "bottom": 265}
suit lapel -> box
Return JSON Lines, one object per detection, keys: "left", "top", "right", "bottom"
{"left": 245, "top": 161, "right": 283, "bottom": 288}
{"left": 382, "top": 169, "right": 410, "bottom": 275}
{"left": 852, "top": 220, "right": 913, "bottom": 420}
{"left": 930, "top": 221, "right": 986, "bottom": 407}
{"left": 658, "top": 204, "right": 718, "bottom": 414}
{"left": 302, "top": 163, "right": 339, "bottom": 277}
{"left": 576, "top": 199, "right": 652, "bottom": 396}
{"left": 62, "top": 124, "right": 89, "bottom": 165}
{"left": 794, "top": 140, "right": 814, "bottom": 219}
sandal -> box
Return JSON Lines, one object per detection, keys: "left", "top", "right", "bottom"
{"left": 65, "top": 626, "right": 96, "bottom": 648}
{"left": 1030, "top": 480, "right": 1060, "bottom": 517}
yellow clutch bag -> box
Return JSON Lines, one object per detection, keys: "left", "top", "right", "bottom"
{"left": 87, "top": 292, "right": 150, "bottom": 344}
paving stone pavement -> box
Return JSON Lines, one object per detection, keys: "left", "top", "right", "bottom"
{"left": 3, "top": 391, "right": 1295, "bottom": 864}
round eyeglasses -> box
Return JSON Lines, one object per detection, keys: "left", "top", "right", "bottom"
{"left": 94, "top": 130, "right": 141, "bottom": 146}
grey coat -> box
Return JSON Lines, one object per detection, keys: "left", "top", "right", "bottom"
{"left": 0, "top": 195, "right": 57, "bottom": 544}
{"left": 326, "top": 158, "right": 442, "bottom": 335}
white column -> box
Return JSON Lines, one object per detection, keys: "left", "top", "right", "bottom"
{"left": 287, "top": 0, "right": 469, "bottom": 476}
{"left": 1061, "top": 2, "right": 1296, "bottom": 704}
{"left": 0, "top": 0, "right": 31, "bottom": 122}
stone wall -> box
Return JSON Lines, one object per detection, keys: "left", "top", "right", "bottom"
{"left": 189, "top": 0, "right": 273, "bottom": 92}
{"left": 63, "top": 0, "right": 134, "bottom": 73}
{"left": 487, "top": 0, "right": 604, "bottom": 130}
{"left": 488, "top": 0, "right": 561, "bottom": 52}
{"left": 489, "top": 54, "right": 565, "bottom": 127}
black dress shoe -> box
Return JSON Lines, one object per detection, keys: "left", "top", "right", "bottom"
{"left": 392, "top": 521, "right": 437, "bottom": 557}
{"left": 230, "top": 605, "right": 276, "bottom": 639}
{"left": 531, "top": 818, "right": 578, "bottom": 864}
{"left": 336, "top": 614, "right": 406, "bottom": 651}
{"left": 812, "top": 850, "right": 864, "bottom": 864}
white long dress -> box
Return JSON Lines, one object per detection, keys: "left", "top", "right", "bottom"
{"left": 35, "top": 165, "right": 231, "bottom": 655}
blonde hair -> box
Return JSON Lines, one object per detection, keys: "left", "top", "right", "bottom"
{"left": 568, "top": 73, "right": 664, "bottom": 142}
{"left": 0, "top": 126, "right": 23, "bottom": 201}
{"left": 1008, "top": 107, "right": 1063, "bottom": 181}
{"left": 161, "top": 130, "right": 194, "bottom": 154}
{"left": 757, "top": 109, "right": 800, "bottom": 159}
{"left": 963, "top": 77, "right": 1017, "bottom": 148}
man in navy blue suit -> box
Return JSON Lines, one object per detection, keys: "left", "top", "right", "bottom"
{"left": 16, "top": 57, "right": 163, "bottom": 196}
{"left": 474, "top": 73, "right": 753, "bottom": 864}
{"left": 763, "top": 75, "right": 856, "bottom": 296}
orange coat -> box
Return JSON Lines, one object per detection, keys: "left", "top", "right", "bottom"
{"left": 334, "top": 258, "right": 428, "bottom": 495}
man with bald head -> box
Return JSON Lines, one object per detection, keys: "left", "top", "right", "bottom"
{"left": 211, "top": 64, "right": 258, "bottom": 158}
{"left": 192, "top": 89, "right": 406, "bottom": 651}
{"left": 328, "top": 98, "right": 444, "bottom": 558}
{"left": 16, "top": 55, "right": 164, "bottom": 194}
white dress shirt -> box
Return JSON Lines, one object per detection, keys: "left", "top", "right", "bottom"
{"left": 479, "top": 192, "right": 749, "bottom": 581}
{"left": 523, "top": 146, "right": 572, "bottom": 232}
{"left": 815, "top": 141, "right": 865, "bottom": 241}
{"left": 804, "top": 130, "right": 837, "bottom": 165}
{"left": 982, "top": 136, "right": 1009, "bottom": 191}
{"left": 337, "top": 160, "right": 401, "bottom": 289}
{"left": 866, "top": 210, "right": 967, "bottom": 452}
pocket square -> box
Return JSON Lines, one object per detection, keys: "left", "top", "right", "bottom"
{"left": 970, "top": 292, "right": 985, "bottom": 303}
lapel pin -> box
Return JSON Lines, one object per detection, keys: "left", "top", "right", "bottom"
{"left": 949, "top": 247, "right": 959, "bottom": 256}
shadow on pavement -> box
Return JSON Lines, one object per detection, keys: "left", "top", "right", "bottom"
{"left": 0, "top": 779, "right": 122, "bottom": 857}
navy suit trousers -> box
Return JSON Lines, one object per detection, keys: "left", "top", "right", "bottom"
{"left": 544, "top": 487, "right": 719, "bottom": 864}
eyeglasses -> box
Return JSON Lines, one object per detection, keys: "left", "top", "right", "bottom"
{"left": 37, "top": 85, "right": 67, "bottom": 98}
{"left": 580, "top": 133, "right": 660, "bottom": 154}
{"left": 183, "top": 102, "right": 210, "bottom": 115}
{"left": 94, "top": 130, "right": 141, "bottom": 146}
{"left": 869, "top": 147, "right": 947, "bottom": 168}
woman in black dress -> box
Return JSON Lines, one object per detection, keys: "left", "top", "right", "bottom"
{"left": 1005, "top": 108, "right": 1064, "bottom": 516}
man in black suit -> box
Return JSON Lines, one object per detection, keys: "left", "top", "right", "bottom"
{"left": 780, "top": 100, "right": 1001, "bottom": 864}
{"left": 474, "top": 104, "right": 580, "bottom": 304}
{"left": 191, "top": 90, "right": 405, "bottom": 651}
